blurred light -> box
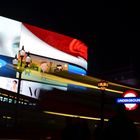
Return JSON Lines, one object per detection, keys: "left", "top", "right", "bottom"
{"left": 123, "top": 90, "right": 138, "bottom": 111}
{"left": 3, "top": 116, "right": 12, "bottom": 119}
{"left": 98, "top": 80, "right": 108, "bottom": 91}
{"left": 0, "top": 59, "right": 7, "bottom": 68}
{"left": 44, "top": 111, "right": 109, "bottom": 121}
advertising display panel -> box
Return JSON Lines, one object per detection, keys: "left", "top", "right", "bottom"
{"left": 0, "top": 16, "right": 88, "bottom": 99}
{"left": 20, "top": 80, "right": 67, "bottom": 99}
{"left": 20, "top": 54, "right": 68, "bottom": 83}
{"left": 0, "top": 76, "right": 18, "bottom": 93}
{"left": 20, "top": 23, "right": 87, "bottom": 69}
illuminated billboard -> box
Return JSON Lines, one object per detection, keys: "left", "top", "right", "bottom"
{"left": 0, "top": 16, "right": 88, "bottom": 99}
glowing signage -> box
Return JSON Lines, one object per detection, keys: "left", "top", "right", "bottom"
{"left": 20, "top": 23, "right": 87, "bottom": 70}
{"left": 24, "top": 24, "right": 88, "bottom": 60}
{"left": 0, "top": 15, "right": 88, "bottom": 99}
{"left": 116, "top": 90, "right": 138, "bottom": 111}
{"left": 0, "top": 16, "right": 87, "bottom": 70}
{"left": 116, "top": 97, "right": 140, "bottom": 103}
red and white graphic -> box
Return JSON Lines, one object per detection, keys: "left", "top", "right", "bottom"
{"left": 23, "top": 23, "right": 87, "bottom": 60}
{"left": 123, "top": 90, "right": 138, "bottom": 111}
{"left": 0, "top": 16, "right": 88, "bottom": 70}
{"left": 20, "top": 23, "right": 87, "bottom": 70}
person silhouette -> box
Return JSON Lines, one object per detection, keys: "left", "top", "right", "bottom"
{"left": 103, "top": 104, "right": 138, "bottom": 140}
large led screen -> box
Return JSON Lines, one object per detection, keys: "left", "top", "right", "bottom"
{"left": 20, "top": 54, "right": 68, "bottom": 84}
{"left": 20, "top": 23, "right": 87, "bottom": 70}
{"left": 20, "top": 80, "right": 67, "bottom": 99}
{"left": 0, "top": 16, "right": 88, "bottom": 99}
{"left": 0, "top": 16, "right": 21, "bottom": 57}
{"left": 0, "top": 76, "right": 18, "bottom": 93}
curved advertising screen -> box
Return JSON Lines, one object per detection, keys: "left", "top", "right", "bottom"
{"left": 0, "top": 16, "right": 88, "bottom": 99}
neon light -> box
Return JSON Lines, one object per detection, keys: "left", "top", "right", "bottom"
{"left": 68, "top": 64, "right": 87, "bottom": 75}
{"left": 69, "top": 39, "right": 87, "bottom": 60}
{"left": 122, "top": 90, "right": 138, "bottom": 111}
{"left": 116, "top": 97, "right": 140, "bottom": 103}
{"left": 123, "top": 90, "right": 138, "bottom": 110}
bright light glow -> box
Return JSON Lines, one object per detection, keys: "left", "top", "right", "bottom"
{"left": 44, "top": 111, "right": 109, "bottom": 121}
{"left": 117, "top": 97, "right": 140, "bottom": 103}
{"left": 123, "top": 90, "right": 138, "bottom": 111}
{"left": 64, "top": 64, "right": 67, "bottom": 67}
{"left": 1, "top": 15, "right": 140, "bottom": 98}
{"left": 45, "top": 73, "right": 124, "bottom": 94}
{"left": 3, "top": 116, "right": 12, "bottom": 119}
{"left": 0, "top": 59, "right": 7, "bottom": 68}
{"left": 0, "top": 16, "right": 21, "bottom": 57}
{"left": 68, "top": 64, "right": 87, "bottom": 75}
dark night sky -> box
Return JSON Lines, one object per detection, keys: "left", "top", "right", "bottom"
{"left": 0, "top": 0, "right": 139, "bottom": 77}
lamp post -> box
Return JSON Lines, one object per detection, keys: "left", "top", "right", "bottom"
{"left": 98, "top": 80, "right": 108, "bottom": 130}
{"left": 12, "top": 45, "right": 31, "bottom": 127}
{"left": 19, "top": 45, "right": 26, "bottom": 67}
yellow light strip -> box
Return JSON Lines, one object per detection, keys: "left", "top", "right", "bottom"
{"left": 52, "top": 73, "right": 140, "bottom": 94}
{"left": 48, "top": 74, "right": 124, "bottom": 94}
{"left": 86, "top": 75, "right": 140, "bottom": 92}
{"left": 105, "top": 88, "right": 123, "bottom": 94}
{"left": 64, "top": 80, "right": 123, "bottom": 94}
{"left": 6, "top": 64, "right": 140, "bottom": 94}
{"left": 109, "top": 81, "right": 140, "bottom": 92}
{"left": 44, "top": 111, "right": 109, "bottom": 121}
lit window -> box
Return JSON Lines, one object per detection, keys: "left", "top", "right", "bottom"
{"left": 9, "top": 98, "right": 13, "bottom": 103}
{"left": 0, "top": 96, "right": 3, "bottom": 101}
{"left": 3, "top": 97, "right": 8, "bottom": 102}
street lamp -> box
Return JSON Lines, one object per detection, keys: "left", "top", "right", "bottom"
{"left": 12, "top": 45, "right": 31, "bottom": 127}
{"left": 19, "top": 45, "right": 26, "bottom": 67}
{"left": 98, "top": 80, "right": 108, "bottom": 129}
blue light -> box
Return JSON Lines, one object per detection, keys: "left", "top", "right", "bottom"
{"left": 116, "top": 97, "right": 140, "bottom": 104}
{"left": 0, "top": 59, "right": 7, "bottom": 68}
{"left": 68, "top": 64, "right": 87, "bottom": 75}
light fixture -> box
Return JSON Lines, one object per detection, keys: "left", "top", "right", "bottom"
{"left": 98, "top": 80, "right": 108, "bottom": 91}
